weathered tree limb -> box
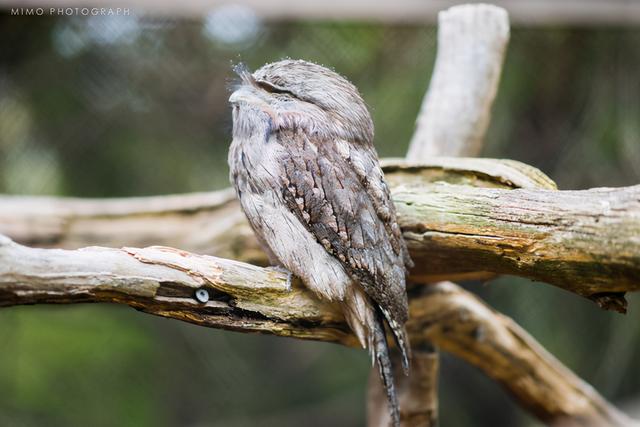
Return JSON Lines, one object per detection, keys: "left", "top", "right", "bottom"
{"left": 0, "top": 235, "right": 351, "bottom": 342}
{"left": 0, "top": 157, "right": 554, "bottom": 256}
{"left": 0, "top": 188, "right": 247, "bottom": 258}
{"left": 406, "top": 4, "right": 509, "bottom": 159}
{"left": 394, "top": 180, "right": 640, "bottom": 311}
{"left": 368, "top": 345, "right": 439, "bottom": 427}
{"left": 0, "top": 235, "right": 634, "bottom": 426}
{"left": 376, "top": 6, "right": 510, "bottom": 424}
{"left": 3, "top": 160, "right": 638, "bottom": 309}
{"left": 373, "top": 4, "right": 511, "bottom": 423}
{"left": 410, "top": 282, "right": 637, "bottom": 427}
{"left": 368, "top": 4, "right": 509, "bottom": 427}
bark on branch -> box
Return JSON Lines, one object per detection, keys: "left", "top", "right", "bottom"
{"left": 406, "top": 3, "right": 509, "bottom": 158}
{"left": 391, "top": 173, "right": 640, "bottom": 312}
{"left": 392, "top": 5, "right": 511, "bottom": 425}
{"left": 0, "top": 235, "right": 633, "bottom": 426}
{"left": 2, "top": 158, "right": 638, "bottom": 311}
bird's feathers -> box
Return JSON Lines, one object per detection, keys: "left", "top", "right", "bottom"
{"left": 276, "top": 129, "right": 411, "bottom": 368}
{"left": 228, "top": 59, "right": 411, "bottom": 425}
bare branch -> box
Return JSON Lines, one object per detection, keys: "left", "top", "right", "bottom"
{"left": 368, "top": 347, "right": 439, "bottom": 427}
{"left": 392, "top": 5, "right": 511, "bottom": 424}
{"left": 406, "top": 4, "right": 509, "bottom": 159}
{"left": 0, "top": 235, "right": 634, "bottom": 426}
{"left": 0, "top": 157, "right": 553, "bottom": 255}
{"left": 2, "top": 160, "right": 638, "bottom": 308}
{"left": 0, "top": 235, "right": 354, "bottom": 343}
{"left": 393, "top": 177, "right": 640, "bottom": 308}
{"left": 410, "top": 282, "right": 636, "bottom": 427}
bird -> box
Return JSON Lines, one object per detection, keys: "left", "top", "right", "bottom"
{"left": 227, "top": 59, "right": 412, "bottom": 426}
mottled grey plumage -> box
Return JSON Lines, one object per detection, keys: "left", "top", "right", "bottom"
{"left": 228, "top": 59, "right": 412, "bottom": 426}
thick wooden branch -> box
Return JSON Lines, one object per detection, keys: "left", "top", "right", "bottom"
{"left": 0, "top": 236, "right": 350, "bottom": 343}
{"left": 0, "top": 157, "right": 554, "bottom": 255}
{"left": 2, "top": 159, "right": 638, "bottom": 310}
{"left": 0, "top": 236, "right": 634, "bottom": 426}
{"left": 395, "top": 6, "right": 511, "bottom": 423}
{"left": 368, "top": 347, "right": 439, "bottom": 427}
{"left": 406, "top": 4, "right": 509, "bottom": 159}
{"left": 409, "top": 282, "right": 637, "bottom": 427}
{"left": 376, "top": 5, "right": 511, "bottom": 424}
{"left": 392, "top": 176, "right": 640, "bottom": 311}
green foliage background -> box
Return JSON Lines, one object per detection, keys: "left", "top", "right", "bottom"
{"left": 0, "top": 11, "right": 639, "bottom": 426}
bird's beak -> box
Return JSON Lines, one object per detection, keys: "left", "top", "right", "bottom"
{"left": 228, "top": 90, "right": 243, "bottom": 104}
{"left": 229, "top": 87, "right": 256, "bottom": 104}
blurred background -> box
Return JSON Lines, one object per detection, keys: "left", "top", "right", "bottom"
{"left": 0, "top": 1, "right": 639, "bottom": 426}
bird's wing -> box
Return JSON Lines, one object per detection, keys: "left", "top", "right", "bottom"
{"left": 276, "top": 129, "right": 411, "bottom": 358}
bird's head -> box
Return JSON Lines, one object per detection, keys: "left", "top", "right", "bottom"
{"left": 229, "top": 59, "right": 374, "bottom": 143}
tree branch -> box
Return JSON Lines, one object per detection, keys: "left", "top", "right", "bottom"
{"left": 368, "top": 345, "right": 439, "bottom": 427}
{"left": 410, "top": 282, "right": 636, "bottom": 427}
{"left": 393, "top": 177, "right": 640, "bottom": 312}
{"left": 386, "top": 5, "right": 511, "bottom": 424}
{"left": 3, "top": 159, "right": 638, "bottom": 310}
{"left": 0, "top": 235, "right": 634, "bottom": 426}
{"left": 0, "top": 157, "right": 555, "bottom": 254}
{"left": 406, "top": 4, "right": 509, "bottom": 159}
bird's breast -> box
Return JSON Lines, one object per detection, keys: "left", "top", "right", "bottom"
{"left": 229, "top": 134, "right": 287, "bottom": 198}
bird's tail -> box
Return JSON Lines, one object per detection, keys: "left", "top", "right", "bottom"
{"left": 342, "top": 287, "right": 407, "bottom": 427}
{"left": 372, "top": 307, "right": 401, "bottom": 427}
{"left": 380, "top": 307, "right": 411, "bottom": 375}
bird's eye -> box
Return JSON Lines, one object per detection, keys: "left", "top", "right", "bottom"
{"left": 256, "top": 80, "right": 296, "bottom": 97}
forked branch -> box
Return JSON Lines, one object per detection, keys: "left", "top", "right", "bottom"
{"left": 2, "top": 159, "right": 638, "bottom": 310}
{"left": 0, "top": 236, "right": 633, "bottom": 426}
